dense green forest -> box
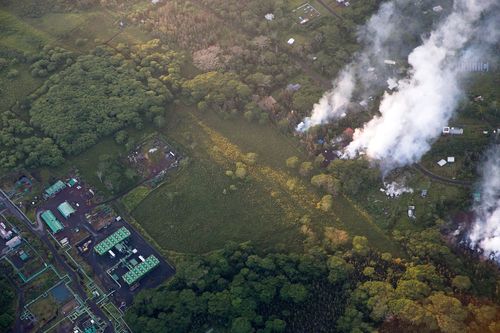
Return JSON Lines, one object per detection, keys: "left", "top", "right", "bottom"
{"left": 126, "top": 241, "right": 500, "bottom": 332}
{"left": 0, "top": 110, "right": 63, "bottom": 169}
{"left": 28, "top": 42, "right": 182, "bottom": 155}
{"left": 0, "top": 276, "right": 16, "bottom": 332}
{"left": 0, "top": 39, "right": 185, "bottom": 171}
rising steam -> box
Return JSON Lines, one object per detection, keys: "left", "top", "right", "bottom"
{"left": 467, "top": 145, "right": 500, "bottom": 261}
{"left": 298, "top": 0, "right": 498, "bottom": 172}
{"left": 296, "top": 69, "right": 354, "bottom": 131}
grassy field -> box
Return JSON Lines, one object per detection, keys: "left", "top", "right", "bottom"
{"left": 0, "top": 9, "right": 48, "bottom": 112}
{"left": 132, "top": 156, "right": 304, "bottom": 253}
{"left": 130, "top": 107, "right": 403, "bottom": 256}
{"left": 21, "top": 9, "right": 150, "bottom": 52}
{"left": 0, "top": 63, "right": 42, "bottom": 113}
{"left": 122, "top": 185, "right": 151, "bottom": 212}
{"left": 0, "top": 9, "right": 50, "bottom": 52}
{"left": 24, "top": 12, "right": 91, "bottom": 40}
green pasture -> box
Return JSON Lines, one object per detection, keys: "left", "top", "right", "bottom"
{"left": 130, "top": 107, "right": 403, "bottom": 256}
{"left": 0, "top": 9, "right": 49, "bottom": 52}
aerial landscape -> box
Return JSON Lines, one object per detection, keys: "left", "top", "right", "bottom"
{"left": 0, "top": 0, "right": 498, "bottom": 332}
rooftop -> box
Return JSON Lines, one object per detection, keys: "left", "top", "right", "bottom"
{"left": 94, "top": 227, "right": 131, "bottom": 255}
{"left": 41, "top": 210, "right": 64, "bottom": 233}
{"left": 57, "top": 201, "right": 76, "bottom": 219}
{"left": 122, "top": 255, "right": 160, "bottom": 285}
{"left": 68, "top": 178, "right": 78, "bottom": 187}
{"left": 45, "top": 180, "right": 66, "bottom": 197}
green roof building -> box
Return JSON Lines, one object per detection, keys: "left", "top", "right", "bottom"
{"left": 41, "top": 210, "right": 64, "bottom": 233}
{"left": 19, "top": 251, "right": 29, "bottom": 261}
{"left": 122, "top": 255, "right": 160, "bottom": 285}
{"left": 94, "top": 227, "right": 131, "bottom": 255}
{"left": 68, "top": 178, "right": 78, "bottom": 187}
{"left": 44, "top": 180, "right": 66, "bottom": 197}
{"left": 57, "top": 201, "right": 76, "bottom": 219}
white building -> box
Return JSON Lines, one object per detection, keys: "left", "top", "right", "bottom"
{"left": 432, "top": 5, "right": 443, "bottom": 12}
{"left": 408, "top": 206, "right": 416, "bottom": 219}
{"left": 6, "top": 236, "right": 21, "bottom": 249}
{"left": 264, "top": 13, "right": 274, "bottom": 21}
{"left": 442, "top": 126, "right": 463, "bottom": 135}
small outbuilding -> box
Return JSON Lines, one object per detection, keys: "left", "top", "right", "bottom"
{"left": 19, "top": 251, "right": 29, "bottom": 261}
{"left": 264, "top": 13, "right": 274, "bottom": 21}
{"left": 258, "top": 96, "right": 278, "bottom": 112}
{"left": 68, "top": 178, "right": 78, "bottom": 187}
{"left": 442, "top": 126, "right": 463, "bottom": 135}
{"left": 41, "top": 210, "right": 64, "bottom": 233}
{"left": 437, "top": 159, "right": 447, "bottom": 167}
{"left": 6, "top": 236, "right": 21, "bottom": 249}
{"left": 44, "top": 180, "right": 67, "bottom": 198}
{"left": 432, "top": 5, "right": 443, "bottom": 12}
{"left": 57, "top": 201, "right": 76, "bottom": 219}
{"left": 407, "top": 206, "right": 416, "bottom": 219}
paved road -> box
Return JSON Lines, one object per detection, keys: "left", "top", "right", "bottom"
{"left": 414, "top": 164, "right": 473, "bottom": 187}
{"left": 0, "top": 190, "right": 115, "bottom": 333}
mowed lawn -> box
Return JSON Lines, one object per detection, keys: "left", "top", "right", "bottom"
{"left": 131, "top": 108, "right": 404, "bottom": 256}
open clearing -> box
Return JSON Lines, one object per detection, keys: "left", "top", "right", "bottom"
{"left": 131, "top": 107, "right": 403, "bottom": 256}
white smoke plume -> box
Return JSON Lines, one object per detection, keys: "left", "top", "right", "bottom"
{"left": 380, "top": 181, "right": 413, "bottom": 198}
{"left": 296, "top": 69, "right": 355, "bottom": 131}
{"left": 345, "top": 0, "right": 497, "bottom": 171}
{"left": 298, "top": 0, "right": 498, "bottom": 172}
{"left": 297, "top": 1, "right": 401, "bottom": 132}
{"left": 468, "top": 145, "right": 500, "bottom": 261}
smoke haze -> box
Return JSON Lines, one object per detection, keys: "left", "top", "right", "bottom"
{"left": 468, "top": 145, "right": 500, "bottom": 261}
{"left": 296, "top": 69, "right": 355, "bottom": 131}
{"left": 298, "top": 0, "right": 499, "bottom": 172}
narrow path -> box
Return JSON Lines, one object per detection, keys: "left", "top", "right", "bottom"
{"left": 414, "top": 163, "right": 473, "bottom": 187}
{"left": 315, "top": 0, "right": 344, "bottom": 20}
{"left": 289, "top": 52, "right": 331, "bottom": 89}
